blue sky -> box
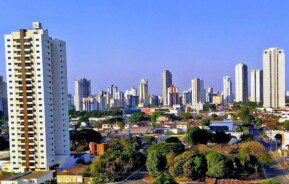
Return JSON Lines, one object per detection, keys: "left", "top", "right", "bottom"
{"left": 0, "top": 0, "right": 289, "bottom": 95}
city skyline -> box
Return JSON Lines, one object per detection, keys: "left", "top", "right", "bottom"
{"left": 1, "top": 1, "right": 289, "bottom": 95}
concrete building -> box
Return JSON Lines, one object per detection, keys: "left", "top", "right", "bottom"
{"left": 251, "top": 69, "right": 263, "bottom": 103}
{"left": 223, "top": 76, "right": 233, "bottom": 103}
{"left": 191, "top": 78, "right": 205, "bottom": 105}
{"left": 206, "top": 87, "right": 213, "bottom": 103}
{"left": 107, "top": 85, "right": 118, "bottom": 99}
{"left": 149, "top": 94, "right": 159, "bottom": 106}
{"left": 162, "top": 70, "right": 172, "bottom": 106}
{"left": 182, "top": 88, "right": 192, "bottom": 105}
{"left": 263, "top": 48, "right": 285, "bottom": 108}
{"left": 235, "top": 63, "right": 248, "bottom": 102}
{"left": 82, "top": 97, "right": 98, "bottom": 112}
{"left": 4, "top": 22, "right": 70, "bottom": 173}
{"left": 167, "top": 85, "right": 179, "bottom": 106}
{"left": 139, "top": 79, "right": 149, "bottom": 106}
{"left": 0, "top": 76, "right": 7, "bottom": 115}
{"left": 74, "top": 78, "right": 91, "bottom": 111}
{"left": 68, "top": 94, "right": 75, "bottom": 110}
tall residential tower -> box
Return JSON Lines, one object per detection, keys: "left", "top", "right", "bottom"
{"left": 162, "top": 70, "right": 172, "bottom": 106}
{"left": 235, "top": 63, "right": 248, "bottom": 102}
{"left": 4, "top": 22, "right": 70, "bottom": 173}
{"left": 74, "top": 77, "right": 91, "bottom": 111}
{"left": 139, "top": 79, "right": 149, "bottom": 106}
{"left": 263, "top": 48, "right": 285, "bottom": 108}
{"left": 251, "top": 69, "right": 263, "bottom": 103}
{"left": 223, "top": 76, "right": 233, "bottom": 103}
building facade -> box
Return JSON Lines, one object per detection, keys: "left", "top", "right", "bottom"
{"left": 263, "top": 48, "right": 285, "bottom": 108}
{"left": 167, "top": 85, "right": 179, "bottom": 106}
{"left": 235, "top": 63, "right": 248, "bottom": 102}
{"left": 251, "top": 69, "right": 263, "bottom": 103}
{"left": 74, "top": 78, "right": 91, "bottom": 111}
{"left": 162, "top": 70, "right": 172, "bottom": 106}
{"left": 191, "top": 78, "right": 205, "bottom": 105}
{"left": 139, "top": 79, "right": 149, "bottom": 106}
{"left": 4, "top": 22, "right": 70, "bottom": 173}
{"left": 223, "top": 76, "right": 233, "bottom": 103}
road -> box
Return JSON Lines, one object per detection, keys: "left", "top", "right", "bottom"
{"left": 251, "top": 127, "right": 289, "bottom": 184}
{"left": 116, "top": 166, "right": 150, "bottom": 184}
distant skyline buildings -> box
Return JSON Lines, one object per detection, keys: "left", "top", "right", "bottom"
{"left": 139, "top": 79, "right": 149, "bottom": 106}
{"left": 162, "top": 70, "right": 172, "bottom": 106}
{"left": 191, "top": 78, "right": 205, "bottom": 105}
{"left": 223, "top": 76, "right": 233, "bottom": 103}
{"left": 74, "top": 77, "right": 91, "bottom": 111}
{"left": 235, "top": 63, "right": 248, "bottom": 102}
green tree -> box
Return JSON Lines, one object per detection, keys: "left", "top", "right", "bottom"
{"left": 186, "top": 127, "right": 210, "bottom": 145}
{"left": 206, "top": 151, "right": 233, "bottom": 178}
{"left": 183, "top": 154, "right": 207, "bottom": 180}
{"left": 165, "top": 137, "right": 181, "bottom": 143}
{"left": 147, "top": 142, "right": 185, "bottom": 177}
{"left": 147, "top": 150, "right": 167, "bottom": 177}
{"left": 200, "top": 119, "right": 210, "bottom": 126}
{"left": 179, "top": 112, "right": 192, "bottom": 120}
{"left": 240, "top": 133, "right": 254, "bottom": 142}
{"left": 255, "top": 118, "right": 263, "bottom": 127}
{"left": 0, "top": 137, "right": 9, "bottom": 151}
{"left": 143, "top": 136, "right": 156, "bottom": 147}
{"left": 130, "top": 111, "right": 148, "bottom": 123}
{"left": 153, "top": 173, "right": 177, "bottom": 184}
{"left": 283, "top": 121, "right": 289, "bottom": 131}
{"left": 211, "top": 131, "right": 231, "bottom": 144}
{"left": 150, "top": 110, "right": 163, "bottom": 122}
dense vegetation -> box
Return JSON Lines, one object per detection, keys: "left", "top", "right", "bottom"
{"left": 89, "top": 137, "right": 146, "bottom": 183}
{"left": 70, "top": 129, "right": 102, "bottom": 152}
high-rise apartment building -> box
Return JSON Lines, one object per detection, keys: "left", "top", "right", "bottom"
{"left": 191, "top": 78, "right": 205, "bottom": 105}
{"left": 107, "top": 85, "right": 118, "bottom": 99}
{"left": 167, "top": 85, "right": 179, "bottom": 106}
{"left": 162, "top": 70, "right": 172, "bottom": 106}
{"left": 139, "top": 79, "right": 149, "bottom": 106}
{"left": 74, "top": 77, "right": 91, "bottom": 111}
{"left": 235, "top": 63, "right": 248, "bottom": 102}
{"left": 4, "top": 22, "right": 69, "bottom": 173}
{"left": 82, "top": 97, "right": 98, "bottom": 112}
{"left": 206, "top": 87, "right": 213, "bottom": 103}
{"left": 263, "top": 48, "right": 285, "bottom": 108}
{"left": 223, "top": 76, "right": 233, "bottom": 103}
{"left": 251, "top": 69, "right": 263, "bottom": 103}
{"left": 182, "top": 88, "right": 192, "bottom": 105}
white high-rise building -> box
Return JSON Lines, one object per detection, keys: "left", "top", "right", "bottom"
{"left": 4, "top": 22, "right": 70, "bottom": 173}
{"left": 235, "top": 63, "right": 248, "bottom": 102}
{"left": 162, "top": 70, "right": 172, "bottom": 106}
{"left": 83, "top": 97, "right": 98, "bottom": 112}
{"left": 251, "top": 69, "right": 263, "bottom": 103}
{"left": 206, "top": 87, "right": 213, "bottom": 103}
{"left": 74, "top": 78, "right": 91, "bottom": 111}
{"left": 263, "top": 48, "right": 285, "bottom": 108}
{"left": 182, "top": 88, "right": 192, "bottom": 105}
{"left": 191, "top": 78, "right": 205, "bottom": 105}
{"left": 139, "top": 79, "right": 149, "bottom": 106}
{"left": 223, "top": 76, "right": 233, "bottom": 103}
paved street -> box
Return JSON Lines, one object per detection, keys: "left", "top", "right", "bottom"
{"left": 251, "top": 127, "right": 289, "bottom": 184}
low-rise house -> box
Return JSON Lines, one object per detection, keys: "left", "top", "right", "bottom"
{"left": 210, "top": 120, "right": 235, "bottom": 132}
{"left": 1, "top": 171, "right": 54, "bottom": 184}
{"left": 176, "top": 122, "right": 188, "bottom": 133}
{"left": 57, "top": 165, "right": 91, "bottom": 184}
